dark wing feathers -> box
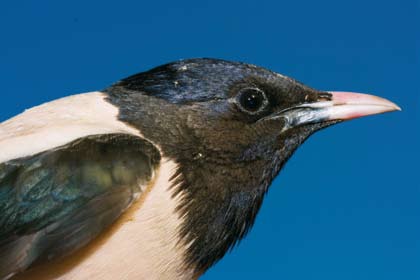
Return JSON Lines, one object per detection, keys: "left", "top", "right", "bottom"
{"left": 0, "top": 134, "right": 161, "bottom": 279}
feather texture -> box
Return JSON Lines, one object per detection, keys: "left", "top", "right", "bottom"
{"left": 0, "top": 134, "right": 160, "bottom": 279}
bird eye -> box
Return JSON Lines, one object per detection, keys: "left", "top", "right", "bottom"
{"left": 238, "top": 88, "right": 268, "bottom": 113}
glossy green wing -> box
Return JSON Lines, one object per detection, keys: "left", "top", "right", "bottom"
{"left": 0, "top": 134, "right": 160, "bottom": 279}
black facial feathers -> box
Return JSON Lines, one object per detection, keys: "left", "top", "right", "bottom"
{"left": 105, "top": 58, "right": 336, "bottom": 273}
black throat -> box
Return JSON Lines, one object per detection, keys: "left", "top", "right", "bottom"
{"left": 104, "top": 85, "right": 331, "bottom": 273}
{"left": 102, "top": 58, "right": 338, "bottom": 273}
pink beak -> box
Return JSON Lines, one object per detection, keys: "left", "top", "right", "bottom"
{"left": 278, "top": 91, "right": 400, "bottom": 129}
{"left": 326, "top": 91, "right": 401, "bottom": 120}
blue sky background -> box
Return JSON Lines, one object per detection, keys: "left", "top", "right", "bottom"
{"left": 0, "top": 1, "right": 418, "bottom": 279}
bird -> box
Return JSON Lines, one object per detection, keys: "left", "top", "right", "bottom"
{"left": 0, "top": 58, "right": 400, "bottom": 280}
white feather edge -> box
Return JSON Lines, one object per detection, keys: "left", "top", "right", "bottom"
{"left": 0, "top": 91, "right": 142, "bottom": 164}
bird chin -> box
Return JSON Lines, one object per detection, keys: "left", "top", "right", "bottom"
{"left": 282, "top": 119, "right": 341, "bottom": 140}
{"left": 274, "top": 120, "right": 341, "bottom": 173}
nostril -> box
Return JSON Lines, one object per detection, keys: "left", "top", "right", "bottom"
{"left": 317, "top": 92, "right": 333, "bottom": 102}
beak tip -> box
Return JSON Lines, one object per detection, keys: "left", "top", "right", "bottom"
{"left": 384, "top": 102, "right": 401, "bottom": 113}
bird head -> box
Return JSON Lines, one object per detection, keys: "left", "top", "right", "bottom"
{"left": 105, "top": 58, "right": 399, "bottom": 273}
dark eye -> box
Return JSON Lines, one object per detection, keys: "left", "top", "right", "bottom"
{"left": 238, "top": 88, "right": 268, "bottom": 113}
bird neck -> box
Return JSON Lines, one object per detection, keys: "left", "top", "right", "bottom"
{"left": 103, "top": 89, "right": 324, "bottom": 274}
{"left": 169, "top": 157, "right": 271, "bottom": 274}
